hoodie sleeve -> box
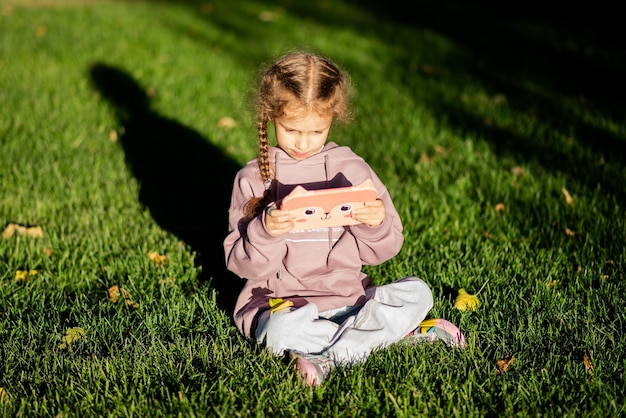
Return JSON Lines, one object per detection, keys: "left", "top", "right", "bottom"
{"left": 223, "top": 169, "right": 287, "bottom": 280}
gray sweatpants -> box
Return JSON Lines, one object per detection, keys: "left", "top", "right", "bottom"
{"left": 255, "top": 277, "right": 434, "bottom": 364}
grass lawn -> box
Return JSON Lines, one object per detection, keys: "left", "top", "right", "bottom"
{"left": 1, "top": 0, "right": 624, "bottom": 416}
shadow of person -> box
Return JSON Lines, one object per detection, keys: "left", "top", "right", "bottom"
{"left": 88, "top": 63, "right": 243, "bottom": 315}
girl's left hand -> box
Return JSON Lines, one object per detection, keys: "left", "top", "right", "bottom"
{"left": 351, "top": 199, "right": 385, "bottom": 227}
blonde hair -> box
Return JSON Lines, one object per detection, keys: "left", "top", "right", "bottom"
{"left": 244, "top": 51, "right": 352, "bottom": 220}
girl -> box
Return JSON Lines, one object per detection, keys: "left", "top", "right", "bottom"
{"left": 223, "top": 51, "right": 465, "bottom": 386}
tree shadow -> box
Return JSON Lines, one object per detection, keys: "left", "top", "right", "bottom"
{"left": 88, "top": 63, "right": 243, "bottom": 315}
{"left": 160, "top": 0, "right": 625, "bottom": 205}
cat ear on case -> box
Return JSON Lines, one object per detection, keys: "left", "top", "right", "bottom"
{"left": 280, "top": 179, "right": 377, "bottom": 229}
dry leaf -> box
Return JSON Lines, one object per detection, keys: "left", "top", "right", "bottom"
{"left": 268, "top": 297, "right": 294, "bottom": 313}
{"left": 434, "top": 145, "right": 450, "bottom": 155}
{"left": 258, "top": 10, "right": 278, "bottom": 22}
{"left": 14, "top": 270, "right": 37, "bottom": 281}
{"left": 108, "top": 285, "right": 122, "bottom": 303}
{"left": 419, "top": 64, "right": 438, "bottom": 75}
{"left": 109, "top": 130, "right": 118, "bottom": 142}
{"left": 496, "top": 355, "right": 515, "bottom": 374}
{"left": 43, "top": 247, "right": 53, "bottom": 256}
{"left": 2, "top": 223, "right": 44, "bottom": 239}
{"left": 108, "top": 285, "right": 139, "bottom": 309}
{"left": 511, "top": 166, "right": 525, "bottom": 177}
{"left": 583, "top": 351, "right": 593, "bottom": 374}
{"left": 453, "top": 289, "right": 480, "bottom": 311}
{"left": 158, "top": 277, "right": 176, "bottom": 285}
{"left": 59, "top": 327, "right": 86, "bottom": 349}
{"left": 565, "top": 228, "right": 576, "bottom": 236}
{"left": 495, "top": 203, "right": 505, "bottom": 213}
{"left": 561, "top": 188, "right": 574, "bottom": 205}
{"left": 419, "top": 153, "right": 432, "bottom": 164}
{"left": 148, "top": 251, "right": 167, "bottom": 265}
{"left": 218, "top": 116, "right": 237, "bottom": 128}
{"left": 0, "top": 387, "right": 8, "bottom": 404}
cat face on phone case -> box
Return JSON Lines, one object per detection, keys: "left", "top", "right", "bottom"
{"left": 280, "top": 179, "right": 377, "bottom": 229}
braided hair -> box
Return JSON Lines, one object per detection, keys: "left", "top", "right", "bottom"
{"left": 244, "top": 51, "right": 351, "bottom": 220}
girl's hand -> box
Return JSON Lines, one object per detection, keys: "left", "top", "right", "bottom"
{"left": 264, "top": 207, "right": 295, "bottom": 236}
{"left": 352, "top": 199, "right": 385, "bottom": 227}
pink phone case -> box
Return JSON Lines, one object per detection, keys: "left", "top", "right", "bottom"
{"left": 280, "top": 179, "right": 377, "bottom": 229}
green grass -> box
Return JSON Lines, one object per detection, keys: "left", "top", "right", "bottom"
{"left": 1, "top": 0, "right": 625, "bottom": 416}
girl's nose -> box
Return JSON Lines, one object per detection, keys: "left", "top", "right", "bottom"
{"left": 295, "top": 137, "right": 307, "bottom": 150}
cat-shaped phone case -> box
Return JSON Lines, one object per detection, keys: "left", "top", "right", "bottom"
{"left": 280, "top": 179, "right": 378, "bottom": 229}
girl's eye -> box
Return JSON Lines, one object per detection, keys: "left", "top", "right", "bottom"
{"left": 304, "top": 208, "right": 316, "bottom": 216}
{"left": 340, "top": 205, "right": 352, "bottom": 212}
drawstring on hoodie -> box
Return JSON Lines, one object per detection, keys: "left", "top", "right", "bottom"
{"left": 324, "top": 154, "right": 333, "bottom": 250}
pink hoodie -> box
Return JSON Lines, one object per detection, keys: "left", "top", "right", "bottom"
{"left": 223, "top": 142, "right": 404, "bottom": 337}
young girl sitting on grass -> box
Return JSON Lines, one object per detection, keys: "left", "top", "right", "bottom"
{"left": 223, "top": 51, "right": 465, "bottom": 386}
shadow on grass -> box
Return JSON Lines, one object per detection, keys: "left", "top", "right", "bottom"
{"left": 88, "top": 63, "right": 243, "bottom": 316}
{"left": 159, "top": 0, "right": 625, "bottom": 205}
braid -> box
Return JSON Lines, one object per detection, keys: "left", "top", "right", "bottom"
{"left": 257, "top": 116, "right": 271, "bottom": 184}
{"left": 244, "top": 115, "right": 274, "bottom": 220}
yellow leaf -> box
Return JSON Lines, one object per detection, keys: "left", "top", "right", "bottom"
{"left": 495, "top": 203, "right": 505, "bottom": 213}
{"left": 562, "top": 188, "right": 574, "bottom": 205}
{"left": 148, "top": 251, "right": 167, "bottom": 265}
{"left": 268, "top": 298, "right": 294, "bottom": 313}
{"left": 0, "top": 387, "right": 9, "bottom": 404}
{"left": 59, "top": 327, "right": 86, "bottom": 349}
{"left": 547, "top": 280, "right": 557, "bottom": 288}
{"left": 583, "top": 350, "right": 593, "bottom": 375}
{"left": 218, "top": 116, "right": 237, "bottom": 128}
{"left": 14, "top": 270, "right": 37, "bottom": 281}
{"left": 108, "top": 285, "right": 139, "bottom": 309}
{"left": 2, "top": 223, "right": 44, "bottom": 239}
{"left": 453, "top": 289, "right": 480, "bottom": 311}
{"left": 496, "top": 355, "right": 515, "bottom": 374}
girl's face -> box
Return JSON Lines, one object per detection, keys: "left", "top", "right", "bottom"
{"left": 273, "top": 112, "right": 333, "bottom": 161}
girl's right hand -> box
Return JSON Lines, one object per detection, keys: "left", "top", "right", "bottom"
{"left": 264, "top": 207, "right": 295, "bottom": 236}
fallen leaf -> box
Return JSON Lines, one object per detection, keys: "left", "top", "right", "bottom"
{"left": 583, "top": 351, "right": 593, "bottom": 375}
{"left": 434, "top": 145, "right": 450, "bottom": 155}
{"left": 561, "top": 188, "right": 574, "bottom": 205}
{"left": 419, "top": 153, "right": 432, "bottom": 164}
{"left": 158, "top": 277, "right": 176, "bottom": 285}
{"left": 565, "top": 228, "right": 576, "bottom": 236}
{"left": 495, "top": 203, "right": 505, "bottom": 213}
{"left": 546, "top": 280, "right": 557, "bottom": 288}
{"left": 108, "top": 285, "right": 122, "bottom": 303}
{"left": 43, "top": 247, "right": 53, "bottom": 256}
{"left": 453, "top": 289, "right": 480, "bottom": 311}
{"left": 59, "top": 327, "right": 86, "bottom": 349}
{"left": 148, "top": 251, "right": 167, "bottom": 265}
{"left": 14, "top": 270, "right": 37, "bottom": 281}
{"left": 258, "top": 10, "right": 278, "bottom": 22}
{"left": 218, "top": 116, "right": 237, "bottom": 128}
{"left": 496, "top": 355, "right": 515, "bottom": 374}
{"left": 200, "top": 3, "right": 212, "bottom": 14}
{"left": 0, "top": 387, "right": 8, "bottom": 404}
{"left": 108, "top": 285, "right": 139, "bottom": 309}
{"left": 269, "top": 297, "right": 294, "bottom": 313}
{"left": 2, "top": 223, "right": 44, "bottom": 239}
{"left": 511, "top": 166, "right": 525, "bottom": 177}
{"left": 109, "top": 130, "right": 118, "bottom": 142}
{"left": 419, "top": 64, "right": 438, "bottom": 75}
